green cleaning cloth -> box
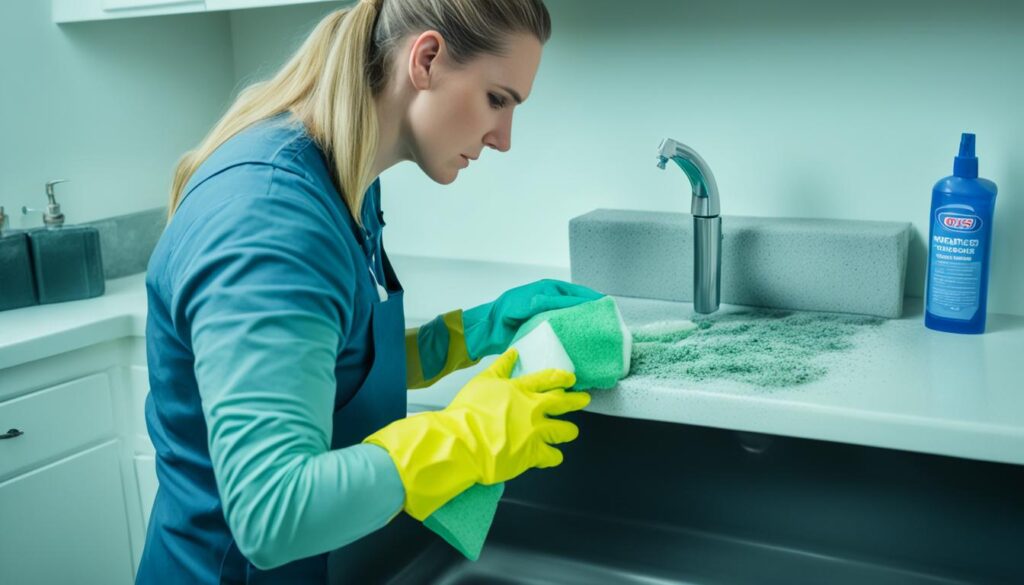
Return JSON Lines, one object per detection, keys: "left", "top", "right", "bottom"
{"left": 422, "top": 483, "right": 504, "bottom": 561}
{"left": 421, "top": 295, "right": 631, "bottom": 561}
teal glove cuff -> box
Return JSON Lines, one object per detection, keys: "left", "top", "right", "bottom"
{"left": 417, "top": 314, "right": 451, "bottom": 380}
{"left": 406, "top": 310, "right": 478, "bottom": 389}
{"left": 462, "top": 302, "right": 497, "bottom": 361}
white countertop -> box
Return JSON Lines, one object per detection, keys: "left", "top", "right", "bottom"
{"left": 2, "top": 255, "right": 1022, "bottom": 466}
{"left": 595, "top": 295, "right": 1024, "bottom": 467}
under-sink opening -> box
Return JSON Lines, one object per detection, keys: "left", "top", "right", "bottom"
{"left": 329, "top": 412, "right": 1024, "bottom": 584}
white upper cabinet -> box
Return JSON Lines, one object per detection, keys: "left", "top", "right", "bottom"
{"left": 53, "top": 0, "right": 206, "bottom": 23}
{"left": 54, "top": 0, "right": 336, "bottom": 23}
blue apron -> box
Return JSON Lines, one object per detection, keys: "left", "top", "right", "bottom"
{"left": 219, "top": 250, "right": 406, "bottom": 585}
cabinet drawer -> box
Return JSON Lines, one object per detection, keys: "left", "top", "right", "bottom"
{"left": 0, "top": 373, "right": 115, "bottom": 479}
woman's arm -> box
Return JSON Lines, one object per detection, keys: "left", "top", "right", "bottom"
{"left": 171, "top": 166, "right": 404, "bottom": 570}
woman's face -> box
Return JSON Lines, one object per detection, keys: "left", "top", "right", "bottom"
{"left": 404, "top": 32, "right": 543, "bottom": 184}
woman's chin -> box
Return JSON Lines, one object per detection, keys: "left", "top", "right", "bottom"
{"left": 421, "top": 163, "right": 458, "bottom": 185}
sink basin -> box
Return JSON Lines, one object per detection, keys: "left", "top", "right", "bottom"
{"left": 328, "top": 412, "right": 1024, "bottom": 584}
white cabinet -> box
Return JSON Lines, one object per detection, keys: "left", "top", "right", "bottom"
{"left": 128, "top": 364, "right": 160, "bottom": 530}
{"left": 0, "top": 338, "right": 152, "bottom": 582}
{"left": 0, "top": 405, "right": 135, "bottom": 585}
{"left": 0, "top": 442, "right": 135, "bottom": 585}
{"left": 53, "top": 0, "right": 206, "bottom": 23}
{"left": 134, "top": 454, "right": 159, "bottom": 527}
{"left": 53, "top": 0, "right": 336, "bottom": 23}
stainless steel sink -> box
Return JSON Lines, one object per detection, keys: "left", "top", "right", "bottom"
{"left": 328, "top": 412, "right": 1024, "bottom": 584}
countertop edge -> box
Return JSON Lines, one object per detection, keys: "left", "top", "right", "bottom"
{"left": 587, "top": 387, "right": 1024, "bottom": 466}
{"left": 0, "top": 315, "right": 139, "bottom": 370}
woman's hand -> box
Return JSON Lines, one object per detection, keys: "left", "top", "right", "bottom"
{"left": 365, "top": 348, "right": 590, "bottom": 520}
{"left": 462, "top": 279, "right": 604, "bottom": 360}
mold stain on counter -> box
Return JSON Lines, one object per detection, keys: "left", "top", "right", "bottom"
{"left": 628, "top": 310, "right": 885, "bottom": 389}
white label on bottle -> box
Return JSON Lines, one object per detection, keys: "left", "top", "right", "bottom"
{"left": 927, "top": 204, "right": 984, "bottom": 320}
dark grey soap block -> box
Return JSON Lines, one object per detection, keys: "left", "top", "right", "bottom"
{"left": 0, "top": 232, "right": 38, "bottom": 311}
{"left": 569, "top": 209, "right": 912, "bottom": 318}
{"left": 28, "top": 226, "right": 105, "bottom": 305}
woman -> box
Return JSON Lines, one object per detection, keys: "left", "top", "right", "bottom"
{"left": 136, "top": 0, "right": 601, "bottom": 583}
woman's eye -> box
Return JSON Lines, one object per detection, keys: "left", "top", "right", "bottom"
{"left": 488, "top": 92, "right": 507, "bottom": 110}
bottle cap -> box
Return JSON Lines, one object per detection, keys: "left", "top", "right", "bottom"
{"left": 953, "top": 133, "right": 978, "bottom": 178}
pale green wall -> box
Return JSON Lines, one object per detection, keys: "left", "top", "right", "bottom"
{"left": 5, "top": 1, "right": 1020, "bottom": 315}
{"left": 0, "top": 1, "right": 236, "bottom": 229}
{"left": 228, "top": 0, "right": 1023, "bottom": 315}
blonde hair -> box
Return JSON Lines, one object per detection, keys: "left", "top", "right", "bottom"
{"left": 167, "top": 0, "right": 551, "bottom": 227}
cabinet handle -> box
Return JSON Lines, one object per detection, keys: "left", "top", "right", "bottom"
{"left": 0, "top": 428, "right": 24, "bottom": 440}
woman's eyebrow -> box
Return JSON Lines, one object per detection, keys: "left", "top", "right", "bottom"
{"left": 498, "top": 85, "right": 524, "bottom": 105}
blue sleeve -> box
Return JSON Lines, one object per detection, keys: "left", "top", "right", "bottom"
{"left": 168, "top": 164, "right": 404, "bottom": 570}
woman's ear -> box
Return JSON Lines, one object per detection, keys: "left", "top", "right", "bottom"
{"left": 408, "top": 30, "right": 444, "bottom": 91}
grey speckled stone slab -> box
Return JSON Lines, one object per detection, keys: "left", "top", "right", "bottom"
{"left": 84, "top": 207, "right": 167, "bottom": 280}
{"left": 569, "top": 209, "right": 912, "bottom": 318}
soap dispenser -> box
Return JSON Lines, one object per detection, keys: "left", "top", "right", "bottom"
{"left": 0, "top": 205, "right": 39, "bottom": 311}
{"left": 22, "top": 179, "right": 105, "bottom": 304}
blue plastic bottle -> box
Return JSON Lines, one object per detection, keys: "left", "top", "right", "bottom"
{"left": 924, "top": 133, "right": 998, "bottom": 334}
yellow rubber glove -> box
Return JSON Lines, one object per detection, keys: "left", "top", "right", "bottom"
{"left": 364, "top": 348, "right": 590, "bottom": 521}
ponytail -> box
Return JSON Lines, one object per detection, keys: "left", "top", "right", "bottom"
{"left": 168, "top": 2, "right": 380, "bottom": 226}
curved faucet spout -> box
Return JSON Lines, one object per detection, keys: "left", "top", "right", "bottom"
{"left": 656, "top": 138, "right": 720, "bottom": 218}
{"left": 655, "top": 137, "right": 722, "bottom": 314}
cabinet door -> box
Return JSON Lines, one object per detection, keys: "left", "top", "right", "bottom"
{"left": 53, "top": 0, "right": 205, "bottom": 23}
{"left": 0, "top": 441, "right": 134, "bottom": 585}
{"left": 134, "top": 454, "right": 158, "bottom": 528}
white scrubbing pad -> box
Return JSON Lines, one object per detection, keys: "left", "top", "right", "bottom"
{"left": 510, "top": 320, "right": 575, "bottom": 378}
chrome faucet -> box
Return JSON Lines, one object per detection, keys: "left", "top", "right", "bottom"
{"left": 656, "top": 138, "right": 722, "bottom": 314}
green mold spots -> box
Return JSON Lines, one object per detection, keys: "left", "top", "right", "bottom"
{"left": 629, "top": 310, "right": 883, "bottom": 388}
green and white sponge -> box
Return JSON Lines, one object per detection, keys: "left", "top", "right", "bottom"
{"left": 422, "top": 295, "right": 632, "bottom": 561}
{"left": 511, "top": 295, "right": 631, "bottom": 387}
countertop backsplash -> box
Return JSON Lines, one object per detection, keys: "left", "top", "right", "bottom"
{"left": 83, "top": 207, "right": 167, "bottom": 281}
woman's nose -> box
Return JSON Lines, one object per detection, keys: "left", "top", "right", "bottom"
{"left": 484, "top": 120, "right": 512, "bottom": 152}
